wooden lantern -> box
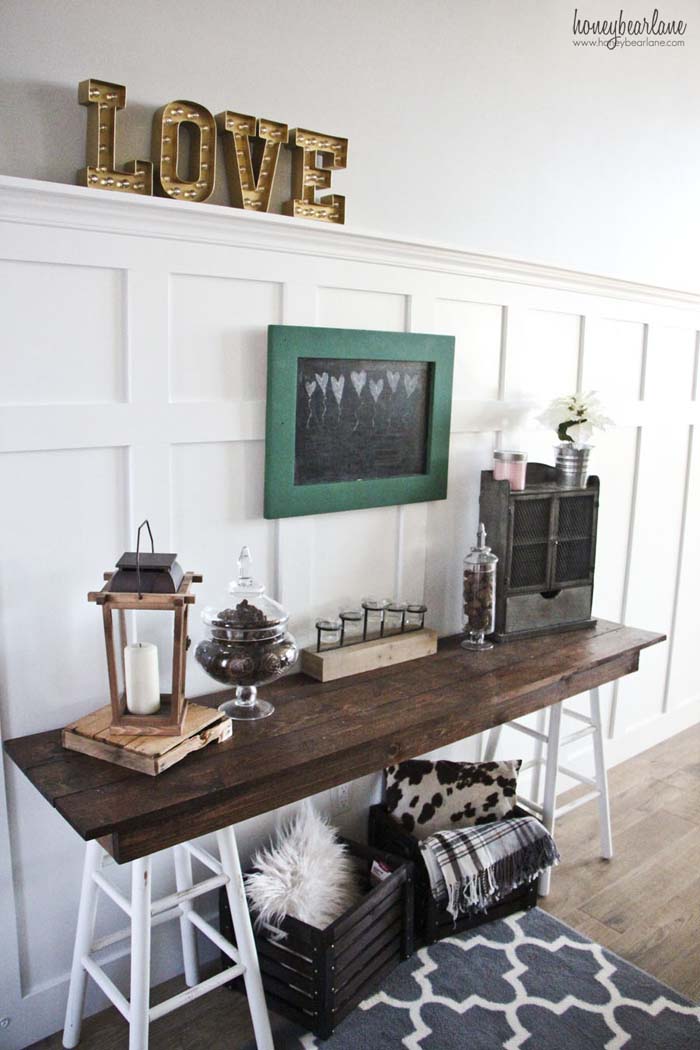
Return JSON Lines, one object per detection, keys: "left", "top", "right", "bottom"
{"left": 88, "top": 524, "right": 202, "bottom": 736}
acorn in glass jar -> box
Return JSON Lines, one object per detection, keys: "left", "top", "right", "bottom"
{"left": 461, "top": 524, "right": 498, "bottom": 651}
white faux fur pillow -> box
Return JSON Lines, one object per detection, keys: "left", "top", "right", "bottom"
{"left": 245, "top": 802, "right": 360, "bottom": 930}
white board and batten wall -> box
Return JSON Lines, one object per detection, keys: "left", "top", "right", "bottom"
{"left": 0, "top": 175, "right": 699, "bottom": 1046}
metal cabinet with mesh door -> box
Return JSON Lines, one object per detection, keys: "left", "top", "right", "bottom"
{"left": 479, "top": 462, "right": 599, "bottom": 641}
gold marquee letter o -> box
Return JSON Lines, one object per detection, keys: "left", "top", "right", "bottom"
{"left": 152, "top": 100, "right": 217, "bottom": 203}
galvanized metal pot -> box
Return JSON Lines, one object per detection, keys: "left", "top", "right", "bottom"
{"left": 555, "top": 444, "right": 591, "bottom": 488}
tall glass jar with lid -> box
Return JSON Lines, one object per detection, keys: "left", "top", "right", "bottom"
{"left": 462, "top": 524, "right": 498, "bottom": 651}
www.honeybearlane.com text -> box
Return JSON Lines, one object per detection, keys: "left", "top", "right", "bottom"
{"left": 572, "top": 7, "right": 687, "bottom": 49}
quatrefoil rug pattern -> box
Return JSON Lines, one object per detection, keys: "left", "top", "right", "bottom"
{"left": 298, "top": 909, "right": 700, "bottom": 1050}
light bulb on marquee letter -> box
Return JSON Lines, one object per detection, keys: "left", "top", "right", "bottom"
{"left": 283, "top": 128, "right": 347, "bottom": 224}
{"left": 152, "top": 101, "right": 217, "bottom": 202}
{"left": 216, "top": 111, "right": 288, "bottom": 213}
{"left": 78, "top": 79, "right": 153, "bottom": 195}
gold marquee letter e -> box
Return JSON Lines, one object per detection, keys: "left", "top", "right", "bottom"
{"left": 284, "top": 129, "right": 348, "bottom": 224}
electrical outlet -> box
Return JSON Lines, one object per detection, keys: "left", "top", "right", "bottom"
{"left": 332, "top": 782, "right": 352, "bottom": 814}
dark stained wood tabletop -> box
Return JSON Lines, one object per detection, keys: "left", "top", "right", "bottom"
{"left": 4, "top": 620, "right": 664, "bottom": 863}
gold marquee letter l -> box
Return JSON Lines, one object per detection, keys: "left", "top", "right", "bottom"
{"left": 216, "top": 111, "right": 288, "bottom": 212}
{"left": 78, "top": 79, "right": 153, "bottom": 195}
{"left": 284, "top": 129, "right": 348, "bottom": 224}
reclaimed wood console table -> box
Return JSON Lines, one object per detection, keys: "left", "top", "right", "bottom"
{"left": 4, "top": 619, "right": 664, "bottom": 1048}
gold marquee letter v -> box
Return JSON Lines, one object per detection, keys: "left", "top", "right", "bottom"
{"left": 216, "top": 111, "right": 289, "bottom": 213}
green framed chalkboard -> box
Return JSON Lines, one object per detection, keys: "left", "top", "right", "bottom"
{"left": 264, "top": 325, "right": 455, "bottom": 519}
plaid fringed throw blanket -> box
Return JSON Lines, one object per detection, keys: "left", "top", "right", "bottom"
{"left": 419, "top": 815, "right": 560, "bottom": 919}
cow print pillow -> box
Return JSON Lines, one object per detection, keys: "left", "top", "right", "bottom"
{"left": 384, "top": 758, "right": 521, "bottom": 840}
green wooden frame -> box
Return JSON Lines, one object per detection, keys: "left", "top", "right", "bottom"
{"left": 264, "top": 325, "right": 455, "bottom": 519}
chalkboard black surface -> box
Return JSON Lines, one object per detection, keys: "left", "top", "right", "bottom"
{"left": 294, "top": 357, "right": 432, "bottom": 486}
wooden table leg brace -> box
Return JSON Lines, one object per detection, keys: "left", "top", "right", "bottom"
{"left": 62, "top": 827, "right": 274, "bottom": 1050}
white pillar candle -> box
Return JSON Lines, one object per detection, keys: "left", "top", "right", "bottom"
{"left": 124, "top": 643, "right": 161, "bottom": 715}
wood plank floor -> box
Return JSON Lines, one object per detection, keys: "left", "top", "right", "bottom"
{"left": 540, "top": 720, "right": 700, "bottom": 1003}
{"left": 29, "top": 723, "right": 700, "bottom": 1049}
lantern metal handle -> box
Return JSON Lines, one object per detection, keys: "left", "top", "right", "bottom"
{"left": 135, "top": 519, "right": 155, "bottom": 599}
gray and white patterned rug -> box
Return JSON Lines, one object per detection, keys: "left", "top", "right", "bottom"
{"left": 267, "top": 908, "right": 700, "bottom": 1049}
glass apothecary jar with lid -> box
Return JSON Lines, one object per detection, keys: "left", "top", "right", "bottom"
{"left": 195, "top": 546, "right": 297, "bottom": 720}
{"left": 462, "top": 524, "right": 498, "bottom": 651}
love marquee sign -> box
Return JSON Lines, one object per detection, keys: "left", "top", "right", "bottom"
{"left": 78, "top": 78, "right": 348, "bottom": 224}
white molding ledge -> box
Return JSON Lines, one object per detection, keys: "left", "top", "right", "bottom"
{"left": 1, "top": 175, "right": 699, "bottom": 310}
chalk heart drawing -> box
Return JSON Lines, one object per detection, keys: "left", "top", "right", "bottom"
{"left": 404, "top": 373, "right": 419, "bottom": 398}
{"left": 387, "top": 370, "right": 401, "bottom": 394}
{"left": 369, "top": 378, "right": 384, "bottom": 403}
{"left": 315, "top": 372, "right": 329, "bottom": 394}
{"left": 351, "top": 370, "right": 367, "bottom": 397}
{"left": 331, "top": 374, "right": 345, "bottom": 405}
{"left": 305, "top": 380, "right": 317, "bottom": 398}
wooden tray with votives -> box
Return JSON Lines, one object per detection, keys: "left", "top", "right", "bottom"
{"left": 301, "top": 628, "right": 438, "bottom": 682}
{"left": 62, "top": 702, "right": 232, "bottom": 776}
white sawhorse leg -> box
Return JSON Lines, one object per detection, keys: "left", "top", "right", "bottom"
{"left": 129, "top": 857, "right": 152, "bottom": 1050}
{"left": 63, "top": 841, "right": 102, "bottom": 1048}
{"left": 174, "top": 844, "right": 200, "bottom": 988}
{"left": 538, "top": 702, "right": 563, "bottom": 897}
{"left": 217, "top": 826, "right": 274, "bottom": 1050}
{"left": 589, "top": 687, "right": 613, "bottom": 860}
{"left": 481, "top": 723, "right": 502, "bottom": 762}
{"left": 63, "top": 827, "right": 274, "bottom": 1050}
{"left": 484, "top": 690, "right": 613, "bottom": 899}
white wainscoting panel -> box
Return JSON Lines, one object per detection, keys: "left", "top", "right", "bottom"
{"left": 0, "top": 177, "right": 699, "bottom": 1048}
{"left": 169, "top": 275, "right": 282, "bottom": 403}
{"left": 0, "top": 446, "right": 128, "bottom": 738}
{"left": 434, "top": 298, "right": 502, "bottom": 400}
{"left": 614, "top": 422, "right": 691, "bottom": 732}
{"left": 582, "top": 316, "right": 645, "bottom": 400}
{"left": 0, "top": 260, "right": 126, "bottom": 405}
{"left": 318, "top": 286, "right": 407, "bottom": 332}
{"left": 503, "top": 308, "right": 581, "bottom": 400}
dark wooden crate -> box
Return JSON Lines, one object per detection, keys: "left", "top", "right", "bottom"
{"left": 220, "top": 839, "right": 414, "bottom": 1040}
{"left": 368, "top": 803, "right": 538, "bottom": 945}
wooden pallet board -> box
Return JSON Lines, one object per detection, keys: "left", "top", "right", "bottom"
{"left": 301, "top": 628, "right": 438, "bottom": 681}
{"left": 62, "top": 702, "right": 232, "bottom": 776}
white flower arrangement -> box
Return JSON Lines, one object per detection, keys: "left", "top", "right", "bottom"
{"left": 538, "top": 391, "right": 613, "bottom": 448}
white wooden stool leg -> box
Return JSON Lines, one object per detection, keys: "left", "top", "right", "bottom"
{"left": 538, "top": 702, "right": 563, "bottom": 897}
{"left": 590, "top": 687, "right": 613, "bottom": 860}
{"left": 217, "top": 826, "right": 274, "bottom": 1050}
{"left": 129, "top": 856, "right": 152, "bottom": 1050}
{"left": 481, "top": 723, "right": 503, "bottom": 762}
{"left": 63, "top": 840, "right": 103, "bottom": 1049}
{"left": 174, "top": 844, "right": 200, "bottom": 987}
{"left": 530, "top": 707, "right": 547, "bottom": 806}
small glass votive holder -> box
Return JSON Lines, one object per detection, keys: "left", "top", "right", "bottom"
{"left": 361, "top": 598, "right": 391, "bottom": 639}
{"left": 384, "top": 602, "right": 408, "bottom": 634}
{"left": 405, "top": 603, "right": 427, "bottom": 630}
{"left": 315, "top": 618, "right": 342, "bottom": 652}
{"left": 339, "top": 609, "right": 363, "bottom": 646}
{"left": 493, "top": 450, "right": 527, "bottom": 491}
